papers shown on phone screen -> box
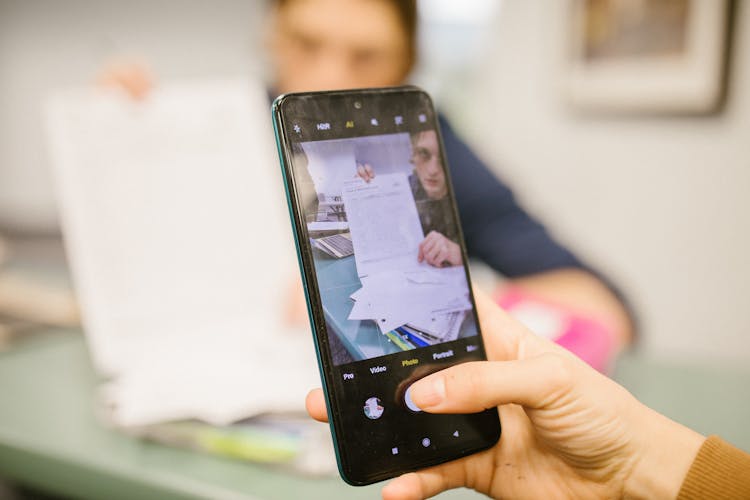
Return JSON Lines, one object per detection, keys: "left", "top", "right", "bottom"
{"left": 342, "top": 174, "right": 424, "bottom": 277}
{"left": 342, "top": 174, "right": 472, "bottom": 341}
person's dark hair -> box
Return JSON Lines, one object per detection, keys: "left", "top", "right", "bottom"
{"left": 274, "top": 0, "right": 418, "bottom": 68}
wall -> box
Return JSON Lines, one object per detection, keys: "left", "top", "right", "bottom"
{"left": 0, "top": 0, "right": 265, "bottom": 231}
{"left": 464, "top": 1, "right": 750, "bottom": 362}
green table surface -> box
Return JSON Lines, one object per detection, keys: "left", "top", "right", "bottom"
{"left": 1, "top": 329, "right": 749, "bottom": 500}
{"left": 0, "top": 330, "right": 486, "bottom": 499}
{"left": 314, "top": 254, "right": 399, "bottom": 361}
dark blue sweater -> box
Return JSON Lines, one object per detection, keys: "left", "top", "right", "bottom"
{"left": 438, "top": 115, "right": 583, "bottom": 277}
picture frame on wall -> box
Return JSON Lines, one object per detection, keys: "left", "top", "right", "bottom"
{"left": 563, "top": 0, "right": 732, "bottom": 114}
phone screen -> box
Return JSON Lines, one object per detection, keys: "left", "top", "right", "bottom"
{"left": 274, "top": 88, "right": 500, "bottom": 485}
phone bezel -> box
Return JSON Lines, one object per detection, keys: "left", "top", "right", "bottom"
{"left": 272, "top": 86, "right": 500, "bottom": 485}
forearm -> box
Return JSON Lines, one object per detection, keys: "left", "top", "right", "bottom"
{"left": 624, "top": 404, "right": 704, "bottom": 500}
{"left": 508, "top": 268, "right": 634, "bottom": 349}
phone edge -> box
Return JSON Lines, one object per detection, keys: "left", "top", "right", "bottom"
{"left": 271, "top": 88, "right": 501, "bottom": 486}
{"left": 271, "top": 95, "right": 357, "bottom": 485}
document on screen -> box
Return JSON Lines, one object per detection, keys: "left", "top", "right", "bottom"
{"left": 341, "top": 173, "right": 424, "bottom": 278}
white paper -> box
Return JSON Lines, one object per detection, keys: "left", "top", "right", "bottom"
{"left": 341, "top": 174, "right": 424, "bottom": 278}
{"left": 100, "top": 320, "right": 317, "bottom": 427}
{"left": 408, "top": 311, "right": 467, "bottom": 342}
{"left": 341, "top": 176, "right": 474, "bottom": 337}
{"left": 348, "top": 269, "right": 471, "bottom": 335}
{"left": 46, "top": 78, "right": 319, "bottom": 426}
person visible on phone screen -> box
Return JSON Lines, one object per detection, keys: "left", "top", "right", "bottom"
{"left": 357, "top": 129, "right": 462, "bottom": 268}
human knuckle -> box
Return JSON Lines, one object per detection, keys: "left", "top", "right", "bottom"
{"left": 451, "top": 362, "right": 487, "bottom": 401}
{"left": 540, "top": 353, "right": 574, "bottom": 389}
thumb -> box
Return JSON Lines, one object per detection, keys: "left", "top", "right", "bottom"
{"left": 409, "top": 353, "right": 574, "bottom": 413}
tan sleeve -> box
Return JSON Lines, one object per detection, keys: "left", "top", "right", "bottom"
{"left": 677, "top": 435, "right": 750, "bottom": 500}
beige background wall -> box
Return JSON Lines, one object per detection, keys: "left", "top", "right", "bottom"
{"left": 0, "top": 0, "right": 263, "bottom": 230}
{"left": 464, "top": 2, "right": 750, "bottom": 362}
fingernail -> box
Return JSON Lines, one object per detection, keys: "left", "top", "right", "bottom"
{"left": 412, "top": 376, "right": 445, "bottom": 408}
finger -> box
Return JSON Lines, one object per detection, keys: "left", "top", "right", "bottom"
{"left": 425, "top": 245, "right": 443, "bottom": 266}
{"left": 125, "top": 66, "right": 152, "bottom": 100}
{"left": 431, "top": 245, "right": 448, "bottom": 267}
{"left": 446, "top": 241, "right": 461, "bottom": 264}
{"left": 418, "top": 236, "right": 437, "bottom": 263}
{"left": 421, "top": 244, "right": 438, "bottom": 263}
{"left": 432, "top": 247, "right": 448, "bottom": 267}
{"left": 425, "top": 250, "right": 440, "bottom": 266}
{"left": 438, "top": 243, "right": 451, "bottom": 261}
{"left": 356, "top": 164, "right": 367, "bottom": 179}
{"left": 364, "top": 163, "right": 374, "bottom": 180}
{"left": 410, "top": 354, "right": 574, "bottom": 413}
{"left": 305, "top": 389, "right": 329, "bottom": 423}
{"left": 421, "top": 236, "right": 438, "bottom": 253}
{"left": 423, "top": 231, "right": 440, "bottom": 245}
{"left": 283, "top": 276, "right": 307, "bottom": 327}
{"left": 96, "top": 62, "right": 152, "bottom": 100}
{"left": 382, "top": 460, "right": 467, "bottom": 500}
{"left": 475, "top": 288, "right": 571, "bottom": 363}
{"left": 472, "top": 289, "right": 532, "bottom": 361}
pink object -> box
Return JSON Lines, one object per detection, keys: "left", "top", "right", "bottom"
{"left": 496, "top": 288, "right": 616, "bottom": 373}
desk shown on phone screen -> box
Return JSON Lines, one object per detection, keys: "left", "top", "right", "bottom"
{"left": 312, "top": 252, "right": 475, "bottom": 362}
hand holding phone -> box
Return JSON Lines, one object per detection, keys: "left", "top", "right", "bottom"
{"left": 273, "top": 87, "right": 501, "bottom": 485}
{"left": 306, "top": 290, "right": 691, "bottom": 500}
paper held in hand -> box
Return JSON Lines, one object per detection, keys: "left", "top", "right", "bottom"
{"left": 45, "top": 78, "right": 319, "bottom": 427}
{"left": 342, "top": 174, "right": 472, "bottom": 341}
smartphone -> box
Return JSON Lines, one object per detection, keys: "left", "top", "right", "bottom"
{"left": 272, "top": 87, "right": 500, "bottom": 485}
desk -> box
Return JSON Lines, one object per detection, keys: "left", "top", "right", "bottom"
{"left": 0, "top": 330, "right": 484, "bottom": 499}
{"left": 613, "top": 352, "right": 750, "bottom": 452}
{"left": 2, "top": 330, "right": 749, "bottom": 499}
{"left": 314, "top": 254, "right": 398, "bottom": 361}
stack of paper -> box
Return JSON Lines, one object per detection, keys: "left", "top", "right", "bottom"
{"left": 45, "top": 79, "right": 320, "bottom": 427}
{"left": 349, "top": 269, "right": 470, "bottom": 335}
{"left": 342, "top": 174, "right": 472, "bottom": 346}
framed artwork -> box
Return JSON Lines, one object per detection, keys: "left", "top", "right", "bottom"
{"left": 564, "top": 0, "right": 732, "bottom": 114}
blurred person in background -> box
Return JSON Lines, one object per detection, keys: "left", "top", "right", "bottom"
{"left": 99, "top": 0, "right": 634, "bottom": 368}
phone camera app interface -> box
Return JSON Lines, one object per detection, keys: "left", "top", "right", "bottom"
{"left": 363, "top": 397, "right": 385, "bottom": 420}
{"left": 283, "top": 96, "right": 500, "bottom": 483}
{"left": 292, "top": 129, "right": 479, "bottom": 365}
